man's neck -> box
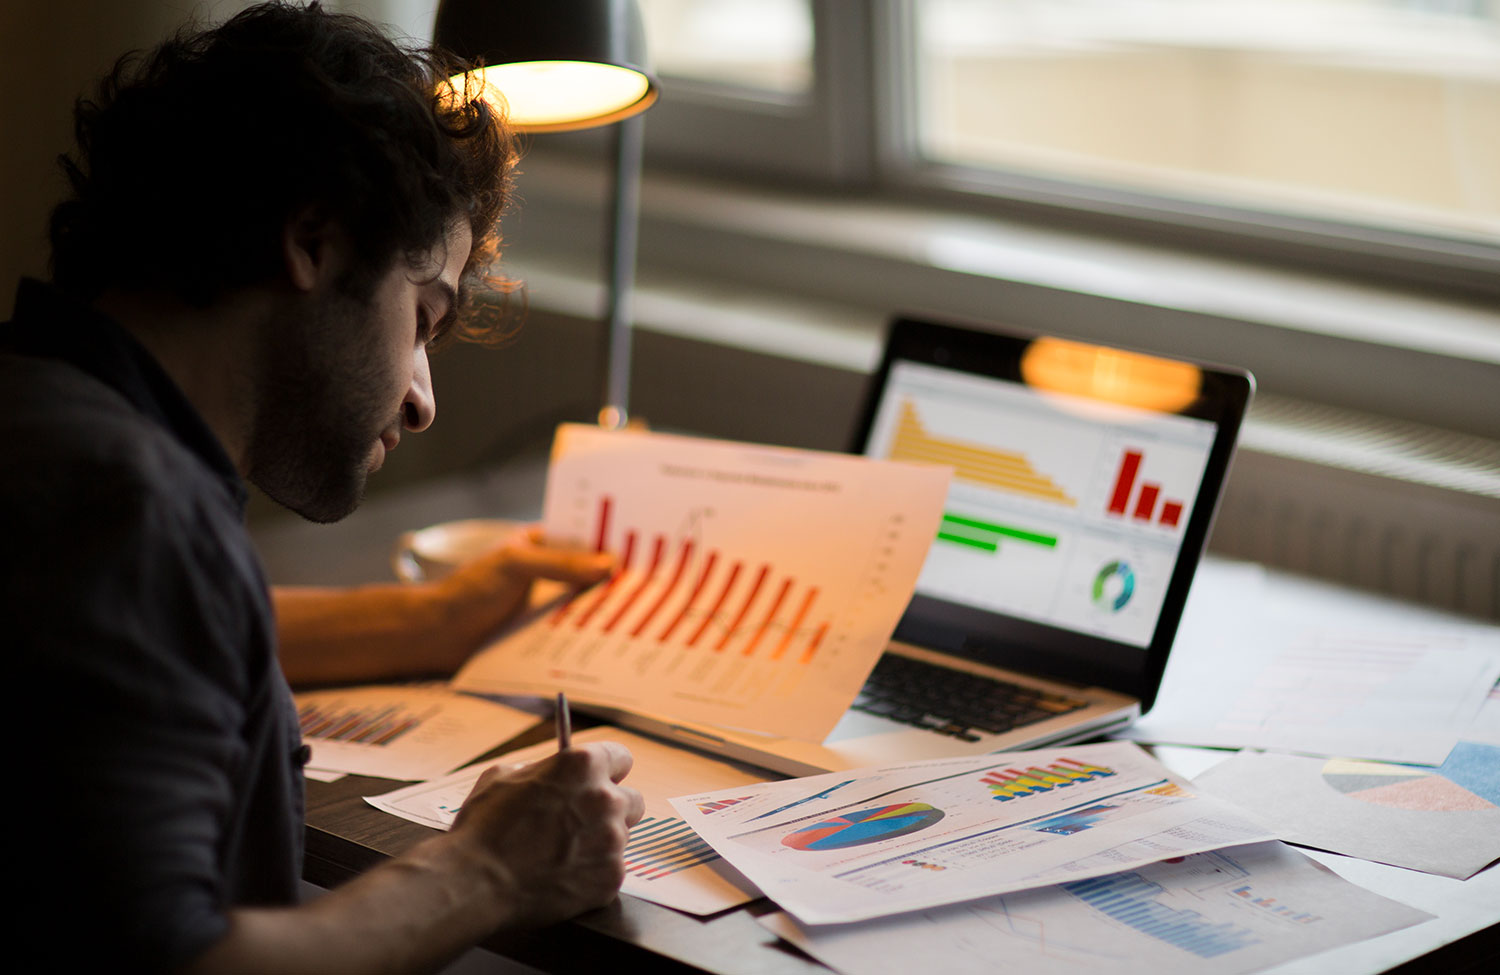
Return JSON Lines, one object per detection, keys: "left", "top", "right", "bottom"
{"left": 93, "top": 288, "right": 265, "bottom": 475}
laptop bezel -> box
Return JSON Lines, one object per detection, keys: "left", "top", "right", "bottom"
{"left": 848, "top": 314, "right": 1254, "bottom": 712}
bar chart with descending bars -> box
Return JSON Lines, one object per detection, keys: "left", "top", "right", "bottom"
{"left": 551, "top": 495, "right": 833, "bottom": 664}
{"left": 453, "top": 424, "right": 952, "bottom": 743}
{"left": 1105, "top": 448, "right": 1187, "bottom": 529}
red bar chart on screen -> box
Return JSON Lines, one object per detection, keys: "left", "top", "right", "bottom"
{"left": 1105, "top": 448, "right": 1191, "bottom": 530}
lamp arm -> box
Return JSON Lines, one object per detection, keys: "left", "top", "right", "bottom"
{"left": 600, "top": 113, "right": 644, "bottom": 429}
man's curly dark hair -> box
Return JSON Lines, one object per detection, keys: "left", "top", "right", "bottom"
{"left": 48, "top": 1, "right": 517, "bottom": 342}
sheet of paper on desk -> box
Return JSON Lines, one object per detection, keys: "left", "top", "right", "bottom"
{"left": 1122, "top": 620, "right": 1500, "bottom": 765}
{"left": 1463, "top": 681, "right": 1500, "bottom": 746}
{"left": 1192, "top": 744, "right": 1500, "bottom": 879}
{"left": 365, "top": 726, "right": 769, "bottom": 916}
{"left": 453, "top": 424, "right": 951, "bottom": 743}
{"left": 668, "top": 741, "right": 1277, "bottom": 926}
{"left": 754, "top": 842, "right": 1433, "bottom": 975}
{"left": 294, "top": 684, "right": 541, "bottom": 781}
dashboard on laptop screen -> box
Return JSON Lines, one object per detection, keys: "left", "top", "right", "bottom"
{"left": 865, "top": 359, "right": 1217, "bottom": 649}
{"left": 854, "top": 317, "right": 1253, "bottom": 706}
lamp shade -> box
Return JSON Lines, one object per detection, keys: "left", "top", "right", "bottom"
{"left": 434, "top": 0, "right": 659, "bottom": 132}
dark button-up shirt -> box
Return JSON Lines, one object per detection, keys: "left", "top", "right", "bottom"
{"left": 4, "top": 279, "right": 303, "bottom": 972}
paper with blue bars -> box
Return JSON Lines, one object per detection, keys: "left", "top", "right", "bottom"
{"left": 758, "top": 842, "right": 1432, "bottom": 975}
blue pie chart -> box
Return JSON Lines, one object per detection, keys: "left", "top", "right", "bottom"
{"left": 781, "top": 802, "right": 945, "bottom": 851}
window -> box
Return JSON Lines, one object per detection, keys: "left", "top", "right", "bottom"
{"left": 903, "top": 0, "right": 1500, "bottom": 280}
{"left": 640, "top": 0, "right": 813, "bottom": 96}
{"left": 631, "top": 0, "right": 1498, "bottom": 292}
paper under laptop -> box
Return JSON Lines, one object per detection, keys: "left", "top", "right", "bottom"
{"left": 591, "top": 316, "right": 1253, "bottom": 775}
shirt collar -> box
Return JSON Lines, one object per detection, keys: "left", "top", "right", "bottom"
{"left": 2, "top": 278, "right": 248, "bottom": 509}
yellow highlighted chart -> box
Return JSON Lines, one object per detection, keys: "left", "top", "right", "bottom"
{"left": 980, "top": 757, "right": 1116, "bottom": 802}
{"left": 890, "top": 400, "right": 1076, "bottom": 506}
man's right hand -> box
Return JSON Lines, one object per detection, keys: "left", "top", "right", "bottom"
{"left": 188, "top": 741, "right": 643, "bottom": 973}
{"left": 449, "top": 740, "right": 645, "bottom": 927}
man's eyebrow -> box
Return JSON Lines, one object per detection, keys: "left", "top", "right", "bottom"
{"left": 428, "top": 280, "right": 460, "bottom": 342}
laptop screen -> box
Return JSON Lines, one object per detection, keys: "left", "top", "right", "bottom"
{"left": 855, "top": 317, "right": 1252, "bottom": 707}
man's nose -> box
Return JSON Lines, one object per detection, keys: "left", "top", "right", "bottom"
{"left": 402, "top": 346, "right": 435, "bottom": 432}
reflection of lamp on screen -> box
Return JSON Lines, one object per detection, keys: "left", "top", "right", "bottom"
{"left": 434, "top": 0, "right": 659, "bottom": 429}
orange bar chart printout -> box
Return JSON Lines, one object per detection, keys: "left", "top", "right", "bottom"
{"left": 454, "top": 424, "right": 951, "bottom": 743}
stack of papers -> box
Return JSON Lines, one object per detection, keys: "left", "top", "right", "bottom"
{"left": 294, "top": 684, "right": 541, "bottom": 781}
{"left": 1123, "top": 617, "right": 1500, "bottom": 766}
{"left": 1193, "top": 743, "right": 1500, "bottom": 879}
{"left": 668, "top": 741, "right": 1275, "bottom": 925}
{"left": 659, "top": 740, "right": 1436, "bottom": 974}
{"left": 367, "top": 727, "right": 769, "bottom": 916}
{"left": 756, "top": 843, "right": 1433, "bottom": 975}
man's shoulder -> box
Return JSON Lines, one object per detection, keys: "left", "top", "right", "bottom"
{"left": 0, "top": 350, "right": 225, "bottom": 506}
{"left": 2, "top": 350, "right": 270, "bottom": 688}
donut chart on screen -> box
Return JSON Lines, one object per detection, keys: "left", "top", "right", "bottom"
{"left": 781, "top": 802, "right": 945, "bottom": 851}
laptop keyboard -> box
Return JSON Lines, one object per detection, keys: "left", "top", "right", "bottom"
{"left": 852, "top": 654, "right": 1088, "bottom": 743}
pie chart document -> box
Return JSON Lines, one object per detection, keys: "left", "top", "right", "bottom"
{"left": 455, "top": 425, "right": 951, "bottom": 743}
{"left": 1194, "top": 743, "right": 1500, "bottom": 879}
{"left": 670, "top": 741, "right": 1276, "bottom": 925}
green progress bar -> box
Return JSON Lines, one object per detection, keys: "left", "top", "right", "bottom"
{"left": 936, "top": 531, "right": 998, "bottom": 552}
{"left": 939, "top": 513, "right": 1058, "bottom": 549}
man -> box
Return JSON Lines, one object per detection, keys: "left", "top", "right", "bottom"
{"left": 6, "top": 3, "right": 643, "bottom": 971}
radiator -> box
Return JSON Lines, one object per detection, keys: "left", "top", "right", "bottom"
{"left": 1209, "top": 395, "right": 1500, "bottom": 621}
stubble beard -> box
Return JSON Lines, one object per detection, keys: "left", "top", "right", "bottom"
{"left": 245, "top": 291, "right": 395, "bottom": 524}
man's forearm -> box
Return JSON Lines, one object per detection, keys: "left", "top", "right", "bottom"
{"left": 186, "top": 832, "right": 515, "bottom": 974}
{"left": 274, "top": 583, "right": 485, "bottom": 686}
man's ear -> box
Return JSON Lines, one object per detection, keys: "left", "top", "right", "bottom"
{"left": 282, "top": 208, "right": 342, "bottom": 293}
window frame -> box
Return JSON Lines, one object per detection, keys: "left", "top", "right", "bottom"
{"left": 640, "top": 1, "right": 876, "bottom": 183}
{"left": 643, "top": 0, "right": 1499, "bottom": 300}
{"left": 874, "top": 0, "right": 1499, "bottom": 300}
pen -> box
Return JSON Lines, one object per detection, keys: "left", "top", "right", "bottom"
{"left": 555, "top": 691, "right": 572, "bottom": 751}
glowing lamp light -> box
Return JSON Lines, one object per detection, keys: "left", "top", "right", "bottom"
{"left": 467, "top": 61, "right": 655, "bottom": 132}
{"left": 1021, "top": 337, "right": 1202, "bottom": 414}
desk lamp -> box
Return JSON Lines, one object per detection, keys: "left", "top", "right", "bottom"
{"left": 434, "top": 0, "right": 659, "bottom": 430}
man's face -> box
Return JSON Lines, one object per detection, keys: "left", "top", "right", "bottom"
{"left": 247, "top": 222, "right": 472, "bottom": 523}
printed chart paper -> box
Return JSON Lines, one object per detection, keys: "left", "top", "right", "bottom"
{"left": 366, "top": 727, "right": 769, "bottom": 916}
{"left": 756, "top": 842, "right": 1432, "bottom": 975}
{"left": 295, "top": 684, "right": 540, "bottom": 781}
{"left": 669, "top": 741, "right": 1277, "bottom": 925}
{"left": 1193, "top": 744, "right": 1500, "bottom": 879}
{"left": 1124, "top": 623, "right": 1500, "bottom": 765}
{"left": 1465, "top": 681, "right": 1500, "bottom": 746}
{"left": 454, "top": 425, "right": 951, "bottom": 742}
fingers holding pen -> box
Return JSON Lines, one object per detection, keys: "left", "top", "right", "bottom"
{"left": 450, "top": 739, "right": 644, "bottom": 925}
{"left": 547, "top": 742, "right": 645, "bottom": 829}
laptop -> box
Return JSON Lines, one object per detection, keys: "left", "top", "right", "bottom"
{"left": 601, "top": 315, "right": 1253, "bottom": 775}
